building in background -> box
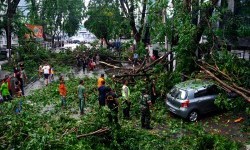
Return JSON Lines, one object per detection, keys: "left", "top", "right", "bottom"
{"left": 0, "top": 31, "right": 19, "bottom": 48}
{"left": 69, "top": 26, "right": 97, "bottom": 43}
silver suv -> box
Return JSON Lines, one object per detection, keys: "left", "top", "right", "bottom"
{"left": 166, "top": 79, "right": 220, "bottom": 122}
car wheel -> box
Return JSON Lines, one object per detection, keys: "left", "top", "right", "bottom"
{"left": 188, "top": 111, "right": 199, "bottom": 122}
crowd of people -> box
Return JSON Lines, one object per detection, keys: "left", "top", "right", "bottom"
{"left": 76, "top": 52, "right": 100, "bottom": 73}
{"left": 97, "top": 74, "right": 157, "bottom": 129}
{"left": 58, "top": 72, "right": 157, "bottom": 130}
{"left": 0, "top": 52, "right": 157, "bottom": 130}
{"left": 0, "top": 62, "right": 27, "bottom": 103}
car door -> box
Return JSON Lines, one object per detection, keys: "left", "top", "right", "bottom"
{"left": 194, "top": 89, "right": 211, "bottom": 113}
{"left": 205, "top": 85, "right": 219, "bottom": 111}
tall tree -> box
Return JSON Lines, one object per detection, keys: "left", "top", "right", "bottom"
{"left": 25, "top": 0, "right": 84, "bottom": 45}
{"left": 119, "top": 0, "right": 148, "bottom": 45}
{"left": 85, "top": 0, "right": 130, "bottom": 45}
{"left": 0, "top": 0, "right": 21, "bottom": 53}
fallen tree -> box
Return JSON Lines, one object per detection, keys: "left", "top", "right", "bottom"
{"left": 198, "top": 62, "right": 250, "bottom": 102}
{"left": 100, "top": 51, "right": 173, "bottom": 83}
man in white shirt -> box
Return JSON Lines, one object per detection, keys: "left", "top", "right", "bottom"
{"left": 42, "top": 62, "right": 50, "bottom": 86}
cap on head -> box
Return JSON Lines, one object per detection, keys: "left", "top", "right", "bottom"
{"left": 101, "top": 74, "right": 104, "bottom": 77}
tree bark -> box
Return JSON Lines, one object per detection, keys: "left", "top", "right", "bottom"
{"left": 200, "top": 65, "right": 250, "bottom": 102}
{"left": 120, "top": 0, "right": 146, "bottom": 44}
{"left": 6, "top": 0, "right": 21, "bottom": 52}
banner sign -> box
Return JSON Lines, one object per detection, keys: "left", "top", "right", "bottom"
{"left": 25, "top": 24, "right": 43, "bottom": 41}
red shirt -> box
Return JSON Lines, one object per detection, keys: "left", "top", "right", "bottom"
{"left": 59, "top": 84, "right": 67, "bottom": 96}
{"left": 6, "top": 77, "right": 11, "bottom": 90}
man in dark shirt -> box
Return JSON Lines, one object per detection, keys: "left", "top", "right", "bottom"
{"left": 106, "top": 87, "right": 119, "bottom": 124}
{"left": 98, "top": 80, "right": 106, "bottom": 107}
{"left": 150, "top": 79, "right": 157, "bottom": 104}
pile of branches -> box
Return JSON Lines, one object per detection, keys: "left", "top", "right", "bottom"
{"left": 100, "top": 51, "right": 174, "bottom": 83}
{"left": 198, "top": 61, "right": 250, "bottom": 102}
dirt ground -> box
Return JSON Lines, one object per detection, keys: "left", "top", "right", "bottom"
{"left": 201, "top": 111, "right": 249, "bottom": 144}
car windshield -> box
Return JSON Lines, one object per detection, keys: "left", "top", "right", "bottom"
{"left": 170, "top": 88, "right": 187, "bottom": 100}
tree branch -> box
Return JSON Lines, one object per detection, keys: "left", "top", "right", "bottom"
{"left": 199, "top": 65, "right": 250, "bottom": 102}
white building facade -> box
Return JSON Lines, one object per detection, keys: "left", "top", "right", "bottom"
{"left": 0, "top": 31, "right": 19, "bottom": 48}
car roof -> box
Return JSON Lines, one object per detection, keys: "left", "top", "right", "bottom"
{"left": 175, "top": 79, "right": 214, "bottom": 91}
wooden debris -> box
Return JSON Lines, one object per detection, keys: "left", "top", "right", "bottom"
{"left": 199, "top": 65, "right": 250, "bottom": 102}
{"left": 77, "top": 127, "right": 109, "bottom": 139}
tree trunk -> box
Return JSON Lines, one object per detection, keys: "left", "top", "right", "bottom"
{"left": 5, "top": 0, "right": 21, "bottom": 53}
{"left": 191, "top": 0, "right": 199, "bottom": 26}
{"left": 52, "top": 35, "right": 55, "bottom": 48}
{"left": 6, "top": 20, "right": 11, "bottom": 52}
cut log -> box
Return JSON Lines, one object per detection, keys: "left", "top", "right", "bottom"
{"left": 202, "top": 61, "right": 232, "bottom": 81}
{"left": 144, "top": 57, "right": 175, "bottom": 72}
{"left": 200, "top": 61, "right": 250, "bottom": 96}
{"left": 99, "top": 61, "right": 122, "bottom": 69}
{"left": 107, "top": 58, "right": 131, "bottom": 63}
{"left": 141, "top": 51, "right": 172, "bottom": 72}
{"left": 232, "top": 83, "right": 250, "bottom": 95}
{"left": 135, "top": 56, "right": 147, "bottom": 74}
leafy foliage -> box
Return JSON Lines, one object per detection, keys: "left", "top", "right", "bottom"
{"left": 0, "top": 77, "right": 242, "bottom": 149}
{"left": 85, "top": 0, "right": 130, "bottom": 40}
{"left": 25, "top": 0, "right": 84, "bottom": 38}
{"left": 2, "top": 42, "right": 74, "bottom": 79}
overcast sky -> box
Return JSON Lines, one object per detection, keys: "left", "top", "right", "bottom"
{"left": 19, "top": 0, "right": 26, "bottom": 7}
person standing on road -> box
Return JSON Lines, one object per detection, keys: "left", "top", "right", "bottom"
{"left": 98, "top": 80, "right": 107, "bottom": 107}
{"left": 14, "top": 65, "right": 25, "bottom": 96}
{"left": 106, "top": 87, "right": 119, "bottom": 125}
{"left": 97, "top": 74, "right": 105, "bottom": 88}
{"left": 38, "top": 64, "right": 43, "bottom": 78}
{"left": 140, "top": 89, "right": 152, "bottom": 129}
{"left": 78, "top": 80, "right": 86, "bottom": 115}
{"left": 59, "top": 79, "right": 67, "bottom": 109}
{"left": 15, "top": 80, "right": 22, "bottom": 97}
{"left": 42, "top": 62, "right": 50, "bottom": 86}
{"left": 122, "top": 80, "right": 131, "bottom": 119}
{"left": 81, "top": 55, "right": 87, "bottom": 74}
{"left": 50, "top": 65, "right": 55, "bottom": 82}
{"left": 150, "top": 79, "right": 157, "bottom": 104}
{"left": 89, "top": 58, "right": 95, "bottom": 71}
{"left": 5, "top": 75, "right": 12, "bottom": 97}
{"left": 20, "top": 67, "right": 27, "bottom": 96}
{"left": 13, "top": 64, "right": 20, "bottom": 78}
{"left": 96, "top": 54, "right": 100, "bottom": 66}
{"left": 0, "top": 77, "right": 12, "bottom": 101}
{"left": 133, "top": 52, "right": 138, "bottom": 66}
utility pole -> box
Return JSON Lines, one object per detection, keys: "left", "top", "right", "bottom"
{"left": 162, "top": 9, "right": 168, "bottom": 50}
{"left": 7, "top": 0, "right": 11, "bottom": 60}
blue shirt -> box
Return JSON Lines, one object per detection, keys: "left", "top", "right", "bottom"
{"left": 98, "top": 85, "right": 107, "bottom": 102}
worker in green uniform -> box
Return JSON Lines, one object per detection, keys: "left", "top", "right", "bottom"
{"left": 0, "top": 76, "right": 12, "bottom": 101}
{"left": 140, "top": 89, "right": 152, "bottom": 129}
{"left": 77, "top": 80, "right": 86, "bottom": 115}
